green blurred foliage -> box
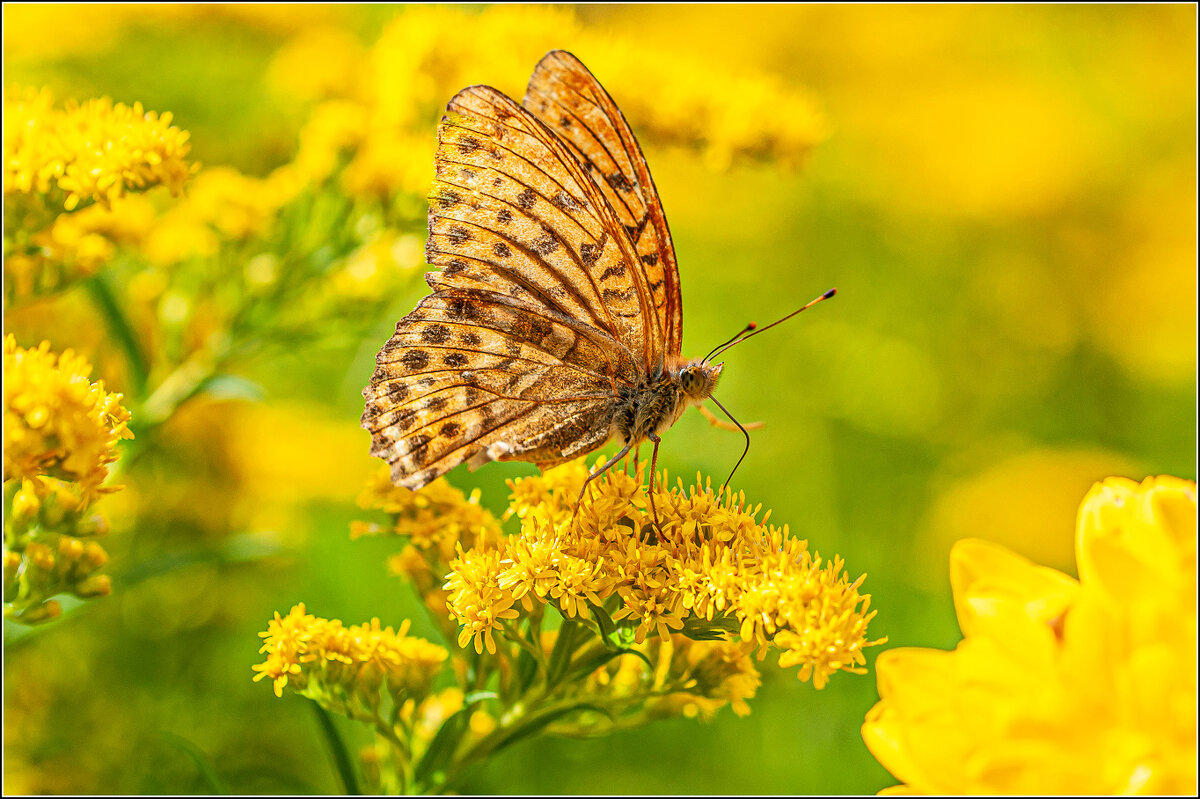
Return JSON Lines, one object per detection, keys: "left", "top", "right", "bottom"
{"left": 4, "top": 3, "right": 1195, "bottom": 795}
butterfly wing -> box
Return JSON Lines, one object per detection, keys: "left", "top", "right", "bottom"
{"left": 523, "top": 50, "right": 683, "bottom": 358}
{"left": 363, "top": 80, "right": 662, "bottom": 489}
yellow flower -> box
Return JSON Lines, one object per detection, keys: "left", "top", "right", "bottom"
{"left": 3, "top": 86, "right": 194, "bottom": 210}
{"left": 442, "top": 460, "right": 880, "bottom": 689}
{"left": 253, "top": 604, "right": 448, "bottom": 711}
{"left": 4, "top": 477, "right": 113, "bottom": 624}
{"left": 355, "top": 466, "right": 503, "bottom": 564}
{"left": 282, "top": 5, "right": 825, "bottom": 200}
{"left": 3, "top": 336, "right": 133, "bottom": 507}
{"left": 862, "top": 475, "right": 1197, "bottom": 795}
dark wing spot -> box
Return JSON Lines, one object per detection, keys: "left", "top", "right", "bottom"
{"left": 559, "top": 116, "right": 572, "bottom": 128}
{"left": 529, "top": 316, "right": 552, "bottom": 343}
{"left": 439, "top": 422, "right": 462, "bottom": 439}
{"left": 603, "top": 287, "right": 634, "bottom": 302}
{"left": 640, "top": 253, "right": 659, "bottom": 266}
{"left": 580, "top": 242, "right": 600, "bottom": 265}
{"left": 434, "top": 189, "right": 461, "bottom": 209}
{"left": 447, "top": 226, "right": 471, "bottom": 245}
{"left": 533, "top": 234, "right": 558, "bottom": 255}
{"left": 387, "top": 383, "right": 409, "bottom": 402}
{"left": 445, "top": 297, "right": 480, "bottom": 321}
{"left": 497, "top": 208, "right": 513, "bottom": 224}
{"left": 425, "top": 397, "right": 448, "bottom": 412}
{"left": 461, "top": 331, "right": 482, "bottom": 347}
{"left": 552, "top": 191, "right": 583, "bottom": 212}
{"left": 421, "top": 324, "right": 451, "bottom": 344}
{"left": 407, "top": 435, "right": 431, "bottom": 466}
{"left": 606, "top": 172, "right": 633, "bottom": 193}
{"left": 458, "top": 135, "right": 481, "bottom": 154}
{"left": 443, "top": 352, "right": 469, "bottom": 367}
{"left": 444, "top": 258, "right": 467, "bottom": 275}
{"left": 401, "top": 350, "right": 430, "bottom": 372}
{"left": 599, "top": 264, "right": 626, "bottom": 281}
{"left": 463, "top": 387, "right": 479, "bottom": 405}
{"left": 516, "top": 188, "right": 537, "bottom": 210}
{"left": 493, "top": 242, "right": 512, "bottom": 258}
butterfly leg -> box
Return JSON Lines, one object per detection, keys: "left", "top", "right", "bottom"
{"left": 698, "top": 404, "right": 764, "bottom": 432}
{"left": 647, "top": 432, "right": 663, "bottom": 533}
{"left": 573, "top": 441, "right": 634, "bottom": 521}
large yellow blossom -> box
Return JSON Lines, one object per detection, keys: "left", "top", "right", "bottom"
{"left": 862, "top": 475, "right": 1197, "bottom": 795}
{"left": 3, "top": 336, "right": 133, "bottom": 507}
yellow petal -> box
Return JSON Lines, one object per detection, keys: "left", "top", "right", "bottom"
{"left": 950, "top": 538, "right": 1077, "bottom": 639}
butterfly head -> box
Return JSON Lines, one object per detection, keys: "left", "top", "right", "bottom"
{"left": 678, "top": 360, "right": 723, "bottom": 402}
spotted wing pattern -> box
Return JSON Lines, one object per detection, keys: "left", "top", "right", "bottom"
{"left": 363, "top": 65, "right": 670, "bottom": 489}
{"left": 523, "top": 50, "right": 683, "bottom": 357}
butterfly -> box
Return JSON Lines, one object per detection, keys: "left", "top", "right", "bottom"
{"left": 361, "top": 50, "right": 833, "bottom": 497}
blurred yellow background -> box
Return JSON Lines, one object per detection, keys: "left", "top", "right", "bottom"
{"left": 4, "top": 4, "right": 1195, "bottom": 794}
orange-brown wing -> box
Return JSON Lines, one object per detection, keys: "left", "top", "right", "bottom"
{"left": 363, "top": 82, "right": 657, "bottom": 489}
{"left": 523, "top": 50, "right": 683, "bottom": 359}
{"left": 361, "top": 291, "right": 620, "bottom": 489}
{"left": 432, "top": 84, "right": 661, "bottom": 367}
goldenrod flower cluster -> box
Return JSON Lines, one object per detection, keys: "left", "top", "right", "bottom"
{"left": 275, "top": 5, "right": 825, "bottom": 199}
{"left": 3, "top": 85, "right": 193, "bottom": 211}
{"left": 443, "top": 461, "right": 878, "bottom": 690}
{"left": 3, "top": 479, "right": 112, "bottom": 623}
{"left": 863, "top": 475, "right": 1197, "bottom": 795}
{"left": 253, "top": 604, "right": 448, "bottom": 720}
{"left": 353, "top": 467, "right": 502, "bottom": 624}
{"left": 3, "top": 337, "right": 130, "bottom": 623}
{"left": 3, "top": 86, "right": 196, "bottom": 301}
{"left": 3, "top": 336, "right": 132, "bottom": 505}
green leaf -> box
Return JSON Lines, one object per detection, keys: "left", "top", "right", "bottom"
{"left": 194, "top": 373, "right": 264, "bottom": 403}
{"left": 565, "top": 646, "right": 652, "bottom": 682}
{"left": 414, "top": 691, "right": 494, "bottom": 787}
{"left": 158, "top": 731, "right": 229, "bottom": 794}
{"left": 545, "top": 617, "right": 579, "bottom": 688}
{"left": 679, "top": 614, "right": 740, "bottom": 641}
{"left": 492, "top": 702, "right": 613, "bottom": 754}
{"left": 309, "top": 702, "right": 360, "bottom": 795}
{"left": 587, "top": 600, "right": 619, "bottom": 647}
{"left": 515, "top": 647, "right": 539, "bottom": 694}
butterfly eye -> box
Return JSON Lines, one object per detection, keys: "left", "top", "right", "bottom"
{"left": 681, "top": 368, "right": 702, "bottom": 394}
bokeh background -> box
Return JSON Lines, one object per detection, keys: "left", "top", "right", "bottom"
{"left": 3, "top": 3, "right": 1195, "bottom": 794}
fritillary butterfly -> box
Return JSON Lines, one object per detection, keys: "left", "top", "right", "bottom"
{"left": 361, "top": 50, "right": 832, "bottom": 494}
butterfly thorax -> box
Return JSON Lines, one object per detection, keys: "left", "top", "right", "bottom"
{"left": 610, "top": 359, "right": 723, "bottom": 445}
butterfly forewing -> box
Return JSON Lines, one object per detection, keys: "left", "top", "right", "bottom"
{"left": 435, "top": 86, "right": 659, "bottom": 366}
{"left": 523, "top": 50, "right": 683, "bottom": 357}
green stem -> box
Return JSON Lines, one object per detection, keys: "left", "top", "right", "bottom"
{"left": 309, "top": 703, "right": 361, "bottom": 795}
{"left": 84, "top": 273, "right": 149, "bottom": 399}
{"left": 435, "top": 696, "right": 600, "bottom": 794}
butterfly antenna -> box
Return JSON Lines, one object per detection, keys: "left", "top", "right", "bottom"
{"left": 703, "top": 321, "right": 757, "bottom": 363}
{"left": 708, "top": 395, "right": 751, "bottom": 495}
{"left": 708, "top": 288, "right": 836, "bottom": 361}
